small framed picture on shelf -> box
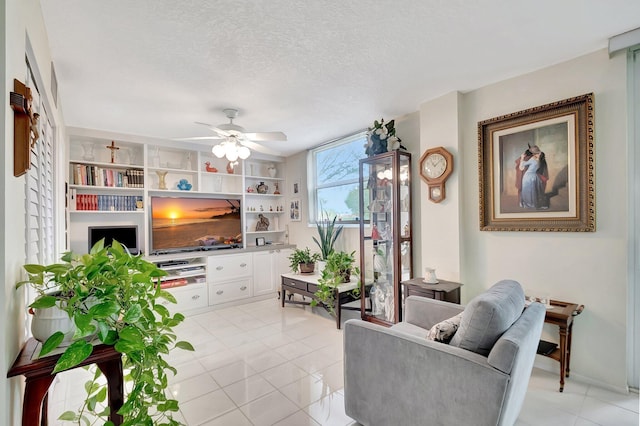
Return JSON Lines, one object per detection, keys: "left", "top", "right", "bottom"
{"left": 256, "top": 237, "right": 266, "bottom": 246}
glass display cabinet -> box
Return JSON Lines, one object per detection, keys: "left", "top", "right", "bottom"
{"left": 359, "top": 150, "right": 413, "bottom": 325}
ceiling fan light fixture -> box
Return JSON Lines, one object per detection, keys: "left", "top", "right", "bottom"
{"left": 238, "top": 146, "right": 251, "bottom": 160}
{"left": 212, "top": 143, "right": 225, "bottom": 158}
{"left": 226, "top": 148, "right": 239, "bottom": 162}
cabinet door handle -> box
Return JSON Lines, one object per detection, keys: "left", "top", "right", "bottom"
{"left": 216, "top": 290, "right": 224, "bottom": 295}
{"left": 240, "top": 286, "right": 247, "bottom": 291}
{"left": 240, "top": 263, "right": 247, "bottom": 268}
{"left": 192, "top": 294, "right": 200, "bottom": 300}
{"left": 216, "top": 266, "right": 223, "bottom": 271}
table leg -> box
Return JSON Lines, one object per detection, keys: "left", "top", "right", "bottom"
{"left": 97, "top": 358, "right": 124, "bottom": 425}
{"left": 281, "top": 286, "right": 286, "bottom": 307}
{"left": 558, "top": 325, "right": 568, "bottom": 392}
{"left": 335, "top": 289, "right": 341, "bottom": 329}
{"left": 22, "top": 375, "right": 55, "bottom": 426}
{"left": 566, "top": 322, "right": 574, "bottom": 377}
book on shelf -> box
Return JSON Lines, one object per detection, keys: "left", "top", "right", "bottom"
{"left": 159, "top": 278, "right": 188, "bottom": 289}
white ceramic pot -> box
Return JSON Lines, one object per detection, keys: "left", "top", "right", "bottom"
{"left": 316, "top": 260, "right": 327, "bottom": 275}
{"left": 31, "top": 304, "right": 75, "bottom": 346}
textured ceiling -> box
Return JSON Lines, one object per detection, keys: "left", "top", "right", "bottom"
{"left": 40, "top": 1, "right": 640, "bottom": 156}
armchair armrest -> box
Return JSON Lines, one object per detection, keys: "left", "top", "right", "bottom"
{"left": 404, "top": 295, "right": 465, "bottom": 330}
{"left": 344, "top": 319, "right": 509, "bottom": 426}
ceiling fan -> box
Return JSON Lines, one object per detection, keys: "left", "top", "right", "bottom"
{"left": 180, "top": 108, "right": 287, "bottom": 161}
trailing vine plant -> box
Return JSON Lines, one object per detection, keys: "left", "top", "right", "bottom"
{"left": 17, "top": 240, "right": 194, "bottom": 425}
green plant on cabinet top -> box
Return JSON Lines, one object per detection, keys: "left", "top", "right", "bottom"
{"left": 16, "top": 239, "right": 194, "bottom": 425}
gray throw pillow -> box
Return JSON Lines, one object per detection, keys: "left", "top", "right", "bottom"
{"left": 426, "top": 312, "right": 463, "bottom": 343}
{"left": 449, "top": 280, "right": 525, "bottom": 356}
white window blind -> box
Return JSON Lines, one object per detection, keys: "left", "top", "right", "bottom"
{"left": 25, "top": 63, "right": 55, "bottom": 265}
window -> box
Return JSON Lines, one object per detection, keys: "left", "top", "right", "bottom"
{"left": 309, "top": 132, "right": 367, "bottom": 223}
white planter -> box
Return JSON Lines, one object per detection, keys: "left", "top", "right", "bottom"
{"left": 31, "top": 304, "right": 75, "bottom": 347}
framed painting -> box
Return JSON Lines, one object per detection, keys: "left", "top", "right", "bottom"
{"left": 478, "top": 93, "right": 595, "bottom": 232}
{"left": 290, "top": 198, "right": 301, "bottom": 222}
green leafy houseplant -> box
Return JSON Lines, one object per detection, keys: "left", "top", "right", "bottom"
{"left": 312, "top": 210, "right": 344, "bottom": 261}
{"left": 288, "top": 247, "right": 321, "bottom": 274}
{"left": 16, "top": 239, "right": 194, "bottom": 425}
{"left": 311, "top": 250, "right": 360, "bottom": 316}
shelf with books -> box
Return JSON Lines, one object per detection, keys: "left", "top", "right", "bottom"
{"left": 69, "top": 193, "right": 144, "bottom": 212}
{"left": 70, "top": 161, "right": 144, "bottom": 189}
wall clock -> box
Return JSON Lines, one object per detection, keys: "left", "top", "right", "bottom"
{"left": 419, "top": 147, "right": 454, "bottom": 203}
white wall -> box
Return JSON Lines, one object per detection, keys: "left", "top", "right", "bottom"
{"left": 418, "top": 49, "right": 628, "bottom": 390}
{"left": 2, "top": 0, "right": 67, "bottom": 423}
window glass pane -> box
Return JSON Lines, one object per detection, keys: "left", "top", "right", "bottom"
{"left": 315, "top": 135, "right": 366, "bottom": 186}
{"left": 311, "top": 132, "right": 367, "bottom": 222}
{"left": 317, "top": 183, "right": 362, "bottom": 221}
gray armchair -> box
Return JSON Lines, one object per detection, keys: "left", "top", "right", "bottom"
{"left": 344, "top": 280, "right": 545, "bottom": 426}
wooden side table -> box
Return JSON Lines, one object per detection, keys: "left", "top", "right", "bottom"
{"left": 7, "top": 338, "right": 124, "bottom": 426}
{"left": 541, "top": 300, "right": 584, "bottom": 392}
{"left": 281, "top": 273, "right": 360, "bottom": 329}
{"left": 401, "top": 278, "right": 462, "bottom": 305}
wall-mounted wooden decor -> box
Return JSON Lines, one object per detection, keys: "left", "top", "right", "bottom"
{"left": 11, "top": 79, "right": 31, "bottom": 177}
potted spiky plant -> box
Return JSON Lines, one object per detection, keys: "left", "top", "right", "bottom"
{"left": 16, "top": 239, "right": 194, "bottom": 425}
{"left": 313, "top": 210, "right": 344, "bottom": 272}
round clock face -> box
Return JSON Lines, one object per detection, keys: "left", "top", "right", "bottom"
{"left": 423, "top": 153, "right": 447, "bottom": 179}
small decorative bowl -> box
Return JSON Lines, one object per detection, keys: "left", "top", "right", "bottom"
{"left": 177, "top": 179, "right": 192, "bottom": 191}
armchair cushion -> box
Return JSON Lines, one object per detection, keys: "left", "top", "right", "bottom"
{"left": 450, "top": 279, "right": 525, "bottom": 356}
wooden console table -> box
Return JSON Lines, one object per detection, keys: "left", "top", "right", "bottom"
{"left": 7, "top": 338, "right": 124, "bottom": 426}
{"left": 281, "top": 273, "right": 360, "bottom": 329}
{"left": 401, "top": 278, "right": 462, "bottom": 304}
{"left": 541, "top": 300, "right": 584, "bottom": 392}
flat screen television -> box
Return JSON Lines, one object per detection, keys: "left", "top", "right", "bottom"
{"left": 149, "top": 195, "right": 242, "bottom": 254}
{"left": 88, "top": 225, "right": 139, "bottom": 254}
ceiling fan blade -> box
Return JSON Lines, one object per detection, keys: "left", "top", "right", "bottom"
{"left": 195, "top": 121, "right": 231, "bottom": 137}
{"left": 243, "top": 132, "right": 287, "bottom": 142}
{"left": 239, "top": 140, "right": 282, "bottom": 156}
{"left": 174, "top": 136, "right": 225, "bottom": 141}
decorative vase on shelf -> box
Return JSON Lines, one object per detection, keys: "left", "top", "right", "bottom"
{"left": 256, "top": 182, "right": 269, "bottom": 194}
{"left": 182, "top": 152, "right": 193, "bottom": 170}
{"left": 151, "top": 147, "right": 160, "bottom": 168}
{"left": 81, "top": 142, "right": 95, "bottom": 161}
{"left": 268, "top": 164, "right": 277, "bottom": 178}
{"left": 156, "top": 170, "right": 168, "bottom": 190}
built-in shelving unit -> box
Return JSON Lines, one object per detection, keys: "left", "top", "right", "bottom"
{"left": 66, "top": 128, "right": 293, "bottom": 314}
{"left": 67, "top": 128, "right": 288, "bottom": 254}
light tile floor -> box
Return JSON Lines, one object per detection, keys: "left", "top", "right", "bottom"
{"left": 48, "top": 297, "right": 639, "bottom": 425}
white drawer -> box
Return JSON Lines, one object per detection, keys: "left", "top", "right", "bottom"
{"left": 161, "top": 284, "right": 208, "bottom": 312}
{"left": 209, "top": 278, "right": 252, "bottom": 305}
{"left": 208, "top": 253, "right": 253, "bottom": 281}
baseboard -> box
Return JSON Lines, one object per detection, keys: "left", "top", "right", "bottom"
{"left": 533, "top": 357, "right": 631, "bottom": 394}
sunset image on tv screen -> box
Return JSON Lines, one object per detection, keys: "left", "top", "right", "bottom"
{"left": 151, "top": 197, "right": 241, "bottom": 251}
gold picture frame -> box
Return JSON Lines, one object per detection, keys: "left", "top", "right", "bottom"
{"left": 478, "top": 93, "right": 595, "bottom": 232}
